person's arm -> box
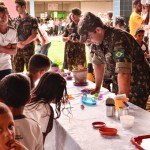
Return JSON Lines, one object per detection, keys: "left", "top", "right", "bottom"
{"left": 22, "top": 32, "right": 37, "bottom": 45}
{"left": 62, "top": 36, "right": 71, "bottom": 42}
{"left": 62, "top": 24, "right": 72, "bottom": 42}
{"left": 0, "top": 44, "right": 17, "bottom": 55}
{"left": 117, "top": 73, "right": 131, "bottom": 97}
{"left": 143, "top": 25, "right": 150, "bottom": 31}
{"left": 113, "top": 32, "right": 132, "bottom": 96}
{"left": 90, "top": 64, "right": 105, "bottom": 94}
{"left": 17, "top": 32, "right": 37, "bottom": 49}
{"left": 38, "top": 28, "right": 46, "bottom": 48}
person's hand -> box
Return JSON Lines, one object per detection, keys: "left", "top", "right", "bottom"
{"left": 87, "top": 87, "right": 100, "bottom": 95}
{"left": 10, "top": 140, "right": 28, "bottom": 150}
{"left": 67, "top": 35, "right": 72, "bottom": 42}
{"left": 75, "top": 38, "right": 79, "bottom": 43}
{"left": 144, "top": 52, "right": 150, "bottom": 58}
{"left": 17, "top": 42, "right": 25, "bottom": 49}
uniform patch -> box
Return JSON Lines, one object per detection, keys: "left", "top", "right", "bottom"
{"left": 114, "top": 50, "right": 124, "bottom": 59}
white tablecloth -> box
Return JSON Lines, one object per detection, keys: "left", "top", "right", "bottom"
{"left": 44, "top": 80, "right": 150, "bottom": 150}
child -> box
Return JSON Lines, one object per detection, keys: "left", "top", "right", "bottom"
{"left": 0, "top": 6, "right": 17, "bottom": 80}
{"left": 25, "top": 71, "right": 68, "bottom": 141}
{"left": 135, "top": 28, "right": 150, "bottom": 65}
{"left": 35, "top": 38, "right": 42, "bottom": 54}
{"left": 0, "top": 102, "right": 28, "bottom": 150}
{"left": 135, "top": 28, "right": 149, "bottom": 54}
{"left": 24, "top": 54, "right": 50, "bottom": 89}
{"left": 0, "top": 74, "right": 43, "bottom": 150}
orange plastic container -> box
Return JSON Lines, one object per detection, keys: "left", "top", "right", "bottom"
{"left": 114, "top": 98, "right": 129, "bottom": 111}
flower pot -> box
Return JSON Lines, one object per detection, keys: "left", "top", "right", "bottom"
{"left": 72, "top": 69, "right": 87, "bottom": 84}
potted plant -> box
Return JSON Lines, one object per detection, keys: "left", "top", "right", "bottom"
{"left": 72, "top": 65, "right": 87, "bottom": 84}
{"left": 51, "top": 63, "right": 59, "bottom": 72}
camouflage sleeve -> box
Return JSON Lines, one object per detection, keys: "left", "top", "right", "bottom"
{"left": 92, "top": 45, "right": 106, "bottom": 64}
{"left": 31, "top": 18, "right": 38, "bottom": 34}
{"left": 113, "top": 32, "right": 132, "bottom": 74}
{"left": 63, "top": 24, "right": 69, "bottom": 37}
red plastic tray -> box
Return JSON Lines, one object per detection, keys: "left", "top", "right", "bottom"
{"left": 131, "top": 135, "right": 150, "bottom": 150}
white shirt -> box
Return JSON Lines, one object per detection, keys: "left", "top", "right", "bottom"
{"left": 48, "top": 20, "right": 54, "bottom": 27}
{"left": 24, "top": 103, "right": 51, "bottom": 133}
{"left": 15, "top": 117, "right": 43, "bottom": 150}
{"left": 0, "top": 27, "right": 17, "bottom": 70}
{"left": 38, "top": 26, "right": 51, "bottom": 44}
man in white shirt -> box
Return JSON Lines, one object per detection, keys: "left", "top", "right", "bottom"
{"left": 0, "top": 5, "right": 17, "bottom": 80}
{"left": 48, "top": 17, "right": 54, "bottom": 36}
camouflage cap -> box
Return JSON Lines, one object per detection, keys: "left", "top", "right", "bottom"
{"left": 78, "top": 12, "right": 104, "bottom": 43}
{"left": 71, "top": 8, "right": 81, "bottom": 16}
{"left": 115, "top": 17, "right": 126, "bottom": 26}
{"left": 15, "top": 0, "right": 26, "bottom": 6}
{"left": 0, "top": 1, "right": 5, "bottom": 6}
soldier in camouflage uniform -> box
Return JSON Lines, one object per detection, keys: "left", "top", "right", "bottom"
{"left": 78, "top": 12, "right": 150, "bottom": 109}
{"left": 62, "top": 8, "right": 86, "bottom": 71}
{"left": 13, "top": 0, "right": 38, "bottom": 72}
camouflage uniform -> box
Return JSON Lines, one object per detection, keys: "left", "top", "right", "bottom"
{"left": 13, "top": 14, "right": 38, "bottom": 72}
{"left": 93, "top": 26, "right": 150, "bottom": 109}
{"left": 78, "top": 12, "right": 150, "bottom": 109}
{"left": 63, "top": 22, "right": 86, "bottom": 71}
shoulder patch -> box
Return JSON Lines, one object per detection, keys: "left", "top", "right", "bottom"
{"left": 114, "top": 50, "right": 125, "bottom": 59}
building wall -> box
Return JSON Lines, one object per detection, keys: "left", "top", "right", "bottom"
{"left": 81, "top": 1, "right": 113, "bottom": 15}
{"left": 27, "top": 1, "right": 113, "bottom": 18}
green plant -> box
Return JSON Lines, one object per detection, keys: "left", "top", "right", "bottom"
{"left": 51, "top": 62, "right": 59, "bottom": 67}
{"left": 72, "top": 64, "right": 87, "bottom": 71}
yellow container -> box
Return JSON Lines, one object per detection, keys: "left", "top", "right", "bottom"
{"left": 114, "top": 98, "right": 129, "bottom": 111}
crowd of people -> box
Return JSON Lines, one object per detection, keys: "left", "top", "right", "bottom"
{"left": 0, "top": 0, "right": 150, "bottom": 149}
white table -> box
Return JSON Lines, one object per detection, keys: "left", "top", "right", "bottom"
{"left": 44, "top": 80, "right": 150, "bottom": 150}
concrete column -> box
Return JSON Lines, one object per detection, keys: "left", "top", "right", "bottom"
{"left": 30, "top": 0, "right": 35, "bottom": 17}
{"left": 113, "top": 0, "right": 132, "bottom": 25}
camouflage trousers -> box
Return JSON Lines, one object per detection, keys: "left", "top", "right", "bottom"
{"left": 13, "top": 47, "right": 34, "bottom": 72}
{"left": 112, "top": 62, "right": 150, "bottom": 109}
{"left": 63, "top": 42, "right": 86, "bottom": 71}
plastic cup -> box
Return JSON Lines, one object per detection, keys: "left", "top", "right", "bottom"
{"left": 114, "top": 98, "right": 129, "bottom": 111}
{"left": 120, "top": 115, "right": 135, "bottom": 129}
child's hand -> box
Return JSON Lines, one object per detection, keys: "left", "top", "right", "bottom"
{"left": 10, "top": 140, "right": 28, "bottom": 150}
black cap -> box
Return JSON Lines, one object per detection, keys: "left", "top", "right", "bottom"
{"left": 71, "top": 8, "right": 81, "bottom": 16}
{"left": 135, "top": 28, "right": 145, "bottom": 36}
{"left": 78, "top": 12, "right": 104, "bottom": 43}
